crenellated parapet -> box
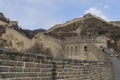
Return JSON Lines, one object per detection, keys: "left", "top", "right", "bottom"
{"left": 64, "top": 36, "right": 107, "bottom": 44}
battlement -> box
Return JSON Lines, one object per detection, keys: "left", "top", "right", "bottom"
{"left": 64, "top": 35, "right": 107, "bottom": 44}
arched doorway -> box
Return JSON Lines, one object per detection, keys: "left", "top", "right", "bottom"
{"left": 84, "top": 46, "right": 88, "bottom": 51}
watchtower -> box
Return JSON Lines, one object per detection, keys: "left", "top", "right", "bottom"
{"left": 63, "top": 35, "right": 107, "bottom": 60}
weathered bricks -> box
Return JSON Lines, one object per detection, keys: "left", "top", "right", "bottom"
{"left": 0, "top": 49, "right": 53, "bottom": 80}
{"left": 1, "top": 73, "right": 16, "bottom": 78}
{"left": 10, "top": 67, "right": 23, "bottom": 72}
{"left": 0, "top": 66, "right": 10, "bottom": 72}
{"left": 0, "top": 60, "right": 24, "bottom": 67}
{"left": 25, "top": 62, "right": 36, "bottom": 67}
{"left": 52, "top": 59, "right": 114, "bottom": 80}
{"left": 24, "top": 68, "right": 40, "bottom": 72}
{"left": 0, "top": 49, "right": 114, "bottom": 80}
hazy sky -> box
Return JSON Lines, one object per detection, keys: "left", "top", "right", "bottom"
{"left": 0, "top": 0, "right": 120, "bottom": 30}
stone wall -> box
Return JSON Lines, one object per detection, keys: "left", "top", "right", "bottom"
{"left": 52, "top": 59, "right": 114, "bottom": 80}
{"left": 63, "top": 36, "right": 107, "bottom": 60}
{"left": 0, "top": 49, "right": 114, "bottom": 80}
{"left": 0, "top": 49, "right": 53, "bottom": 80}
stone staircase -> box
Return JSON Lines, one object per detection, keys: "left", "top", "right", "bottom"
{"left": 87, "top": 43, "right": 109, "bottom": 61}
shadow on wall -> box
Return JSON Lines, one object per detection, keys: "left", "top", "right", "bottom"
{"left": 84, "top": 46, "right": 89, "bottom": 51}
{"left": 0, "top": 26, "right": 6, "bottom": 36}
{"left": 52, "top": 62, "right": 57, "bottom": 80}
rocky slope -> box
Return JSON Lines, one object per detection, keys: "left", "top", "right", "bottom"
{"left": 0, "top": 12, "right": 63, "bottom": 58}
{"left": 0, "top": 13, "right": 31, "bottom": 51}
{"left": 47, "top": 13, "right": 120, "bottom": 40}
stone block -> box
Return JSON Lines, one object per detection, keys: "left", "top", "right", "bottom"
{"left": 15, "top": 73, "right": 29, "bottom": 77}
{"left": 1, "top": 73, "right": 16, "bottom": 78}
{"left": 24, "top": 68, "right": 40, "bottom": 72}
{"left": 0, "top": 60, "right": 16, "bottom": 66}
{"left": 15, "top": 61, "right": 24, "bottom": 67}
{"left": 40, "top": 68, "right": 52, "bottom": 72}
{"left": 10, "top": 67, "right": 23, "bottom": 72}
{"left": 28, "top": 73, "right": 38, "bottom": 77}
{"left": 25, "top": 62, "right": 36, "bottom": 67}
{"left": 0, "top": 60, "right": 23, "bottom": 67}
{"left": 0, "top": 67, "right": 9, "bottom": 72}
{"left": 36, "top": 64, "right": 52, "bottom": 68}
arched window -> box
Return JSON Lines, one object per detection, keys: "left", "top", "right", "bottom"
{"left": 75, "top": 46, "right": 77, "bottom": 52}
{"left": 71, "top": 47, "right": 73, "bottom": 52}
{"left": 84, "top": 46, "right": 88, "bottom": 51}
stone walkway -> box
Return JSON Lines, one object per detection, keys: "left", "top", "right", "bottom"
{"left": 112, "top": 57, "right": 120, "bottom": 80}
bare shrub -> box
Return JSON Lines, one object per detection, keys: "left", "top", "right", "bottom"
{"left": 27, "top": 42, "right": 51, "bottom": 55}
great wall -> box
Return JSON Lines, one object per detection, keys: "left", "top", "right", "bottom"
{"left": 0, "top": 12, "right": 119, "bottom": 80}
{"left": 0, "top": 49, "right": 114, "bottom": 80}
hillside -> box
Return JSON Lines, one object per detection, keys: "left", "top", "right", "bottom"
{"left": 0, "top": 12, "right": 63, "bottom": 57}
{"left": 47, "top": 13, "right": 120, "bottom": 40}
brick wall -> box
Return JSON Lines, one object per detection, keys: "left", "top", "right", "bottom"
{"left": 0, "top": 49, "right": 53, "bottom": 80}
{"left": 0, "top": 49, "right": 114, "bottom": 80}
{"left": 52, "top": 59, "right": 114, "bottom": 80}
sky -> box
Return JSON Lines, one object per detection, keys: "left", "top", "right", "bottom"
{"left": 0, "top": 0, "right": 120, "bottom": 30}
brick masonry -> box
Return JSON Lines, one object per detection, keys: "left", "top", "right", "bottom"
{"left": 0, "top": 49, "right": 114, "bottom": 80}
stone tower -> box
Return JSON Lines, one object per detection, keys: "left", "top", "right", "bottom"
{"left": 63, "top": 35, "right": 107, "bottom": 61}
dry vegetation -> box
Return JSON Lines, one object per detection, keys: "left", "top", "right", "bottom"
{"left": 47, "top": 14, "right": 120, "bottom": 40}
{"left": 27, "top": 42, "right": 51, "bottom": 55}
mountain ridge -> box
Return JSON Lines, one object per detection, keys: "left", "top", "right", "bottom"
{"left": 48, "top": 13, "right": 108, "bottom": 32}
{"left": 46, "top": 13, "right": 120, "bottom": 40}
